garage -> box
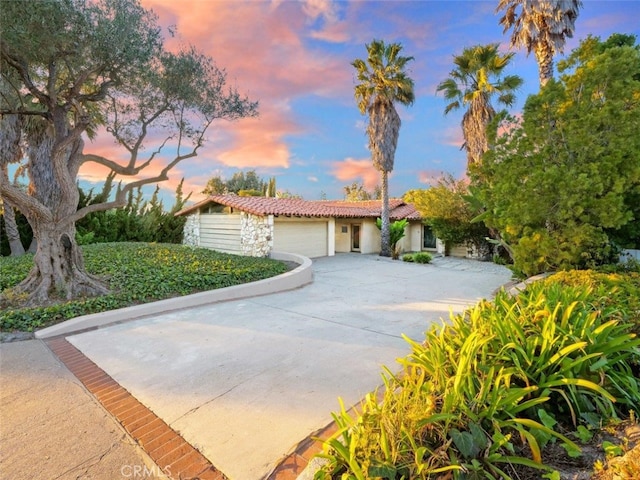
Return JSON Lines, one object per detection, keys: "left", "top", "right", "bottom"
{"left": 199, "top": 213, "right": 242, "bottom": 254}
{"left": 273, "top": 219, "right": 328, "bottom": 258}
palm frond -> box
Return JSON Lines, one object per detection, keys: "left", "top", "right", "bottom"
{"left": 437, "top": 42, "right": 521, "bottom": 169}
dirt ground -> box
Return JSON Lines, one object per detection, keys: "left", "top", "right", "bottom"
{"left": 509, "top": 421, "right": 640, "bottom": 480}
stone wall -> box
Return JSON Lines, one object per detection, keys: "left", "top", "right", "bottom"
{"left": 183, "top": 213, "right": 200, "bottom": 247}
{"left": 240, "top": 213, "right": 273, "bottom": 257}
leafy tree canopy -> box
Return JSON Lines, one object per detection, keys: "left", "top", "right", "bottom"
{"left": 343, "top": 182, "right": 381, "bottom": 201}
{"left": 201, "top": 170, "right": 275, "bottom": 196}
{"left": 476, "top": 34, "right": 640, "bottom": 275}
{"left": 0, "top": 0, "right": 257, "bottom": 305}
{"left": 405, "top": 175, "right": 489, "bottom": 251}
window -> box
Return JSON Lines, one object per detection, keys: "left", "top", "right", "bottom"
{"left": 423, "top": 225, "right": 436, "bottom": 249}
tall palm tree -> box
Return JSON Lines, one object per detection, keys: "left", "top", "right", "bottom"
{"left": 497, "top": 0, "right": 582, "bottom": 87}
{"left": 352, "top": 39, "right": 415, "bottom": 257}
{"left": 436, "top": 43, "right": 522, "bottom": 169}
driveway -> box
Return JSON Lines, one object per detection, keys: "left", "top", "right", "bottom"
{"left": 65, "top": 254, "right": 512, "bottom": 480}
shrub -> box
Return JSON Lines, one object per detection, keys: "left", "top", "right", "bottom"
{"left": 412, "top": 252, "right": 432, "bottom": 264}
{"left": 402, "top": 253, "right": 414, "bottom": 262}
{"left": 315, "top": 272, "right": 640, "bottom": 479}
{"left": 0, "top": 243, "right": 289, "bottom": 332}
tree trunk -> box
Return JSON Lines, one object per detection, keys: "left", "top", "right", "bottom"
{"left": 11, "top": 220, "right": 108, "bottom": 306}
{"left": 2, "top": 199, "right": 25, "bottom": 256}
{"left": 380, "top": 170, "right": 391, "bottom": 257}
{"left": 0, "top": 113, "right": 26, "bottom": 256}
{"left": 534, "top": 41, "right": 555, "bottom": 88}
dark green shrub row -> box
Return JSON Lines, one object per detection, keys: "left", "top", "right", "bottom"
{"left": 315, "top": 270, "right": 640, "bottom": 479}
{"left": 0, "top": 243, "right": 289, "bottom": 332}
{"left": 1, "top": 179, "right": 189, "bottom": 256}
{"left": 402, "top": 252, "right": 432, "bottom": 264}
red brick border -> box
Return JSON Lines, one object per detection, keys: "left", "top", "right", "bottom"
{"left": 45, "top": 337, "right": 226, "bottom": 480}
{"left": 266, "top": 421, "right": 339, "bottom": 479}
{"left": 45, "top": 335, "right": 352, "bottom": 480}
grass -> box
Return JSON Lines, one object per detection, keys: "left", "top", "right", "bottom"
{"left": 0, "top": 242, "right": 290, "bottom": 332}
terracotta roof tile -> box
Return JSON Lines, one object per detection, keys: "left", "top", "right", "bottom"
{"left": 175, "top": 195, "right": 422, "bottom": 221}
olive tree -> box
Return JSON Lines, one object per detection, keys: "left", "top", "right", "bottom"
{"left": 0, "top": 0, "right": 257, "bottom": 305}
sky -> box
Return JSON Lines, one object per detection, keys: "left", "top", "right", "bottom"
{"left": 79, "top": 0, "right": 640, "bottom": 205}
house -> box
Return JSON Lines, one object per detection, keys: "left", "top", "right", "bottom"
{"left": 175, "top": 195, "right": 445, "bottom": 258}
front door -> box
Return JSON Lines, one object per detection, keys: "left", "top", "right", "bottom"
{"left": 351, "top": 224, "right": 361, "bottom": 252}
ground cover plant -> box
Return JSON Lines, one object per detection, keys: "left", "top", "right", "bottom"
{"left": 0, "top": 242, "right": 289, "bottom": 332}
{"left": 315, "top": 268, "right": 640, "bottom": 479}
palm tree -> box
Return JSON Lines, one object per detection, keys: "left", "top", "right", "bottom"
{"left": 436, "top": 44, "right": 522, "bottom": 169}
{"left": 497, "top": 0, "right": 582, "bottom": 87}
{"left": 352, "top": 39, "right": 415, "bottom": 257}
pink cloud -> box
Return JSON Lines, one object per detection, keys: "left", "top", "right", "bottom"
{"left": 309, "top": 21, "right": 351, "bottom": 43}
{"left": 144, "top": 0, "right": 352, "bottom": 99}
{"left": 211, "top": 103, "right": 305, "bottom": 169}
{"left": 331, "top": 157, "right": 380, "bottom": 190}
{"left": 418, "top": 170, "right": 446, "bottom": 186}
{"left": 301, "top": 0, "right": 339, "bottom": 23}
{"left": 135, "top": 0, "right": 355, "bottom": 182}
{"left": 441, "top": 125, "right": 465, "bottom": 148}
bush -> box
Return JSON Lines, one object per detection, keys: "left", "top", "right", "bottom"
{"left": 402, "top": 253, "right": 414, "bottom": 262}
{"left": 402, "top": 252, "right": 432, "bottom": 264}
{"left": 315, "top": 271, "right": 640, "bottom": 479}
{"left": 0, "top": 243, "right": 289, "bottom": 332}
{"left": 413, "top": 252, "right": 432, "bottom": 264}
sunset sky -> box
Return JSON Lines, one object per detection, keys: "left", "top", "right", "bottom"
{"left": 80, "top": 0, "right": 640, "bottom": 204}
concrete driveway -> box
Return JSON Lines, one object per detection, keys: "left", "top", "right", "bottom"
{"left": 64, "top": 254, "right": 511, "bottom": 480}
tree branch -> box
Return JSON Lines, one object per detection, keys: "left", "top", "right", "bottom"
{"left": 0, "top": 178, "right": 52, "bottom": 223}
{"left": 81, "top": 134, "right": 171, "bottom": 174}
{"left": 71, "top": 150, "right": 198, "bottom": 223}
{"left": 0, "top": 42, "right": 50, "bottom": 107}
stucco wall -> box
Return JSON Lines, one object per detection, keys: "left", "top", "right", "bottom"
{"left": 397, "top": 221, "right": 424, "bottom": 254}
{"left": 360, "top": 219, "right": 380, "bottom": 254}
{"left": 335, "top": 221, "right": 352, "bottom": 253}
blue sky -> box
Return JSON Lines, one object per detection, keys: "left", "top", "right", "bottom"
{"left": 80, "top": 0, "right": 640, "bottom": 204}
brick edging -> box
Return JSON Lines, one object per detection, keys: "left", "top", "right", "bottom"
{"left": 45, "top": 337, "right": 226, "bottom": 480}
{"left": 44, "top": 335, "right": 382, "bottom": 480}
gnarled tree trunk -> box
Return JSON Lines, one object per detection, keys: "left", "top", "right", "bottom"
{"left": 12, "top": 219, "right": 108, "bottom": 306}
{"left": 1, "top": 197, "right": 25, "bottom": 256}
{"left": 2, "top": 128, "right": 109, "bottom": 306}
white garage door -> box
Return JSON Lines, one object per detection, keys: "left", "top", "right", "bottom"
{"left": 273, "top": 221, "right": 328, "bottom": 258}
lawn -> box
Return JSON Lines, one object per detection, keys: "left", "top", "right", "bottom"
{"left": 0, "top": 242, "right": 290, "bottom": 333}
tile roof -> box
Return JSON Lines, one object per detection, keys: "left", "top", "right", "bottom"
{"left": 175, "top": 195, "right": 422, "bottom": 220}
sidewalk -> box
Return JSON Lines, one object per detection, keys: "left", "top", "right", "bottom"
{"left": 0, "top": 339, "right": 161, "bottom": 479}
